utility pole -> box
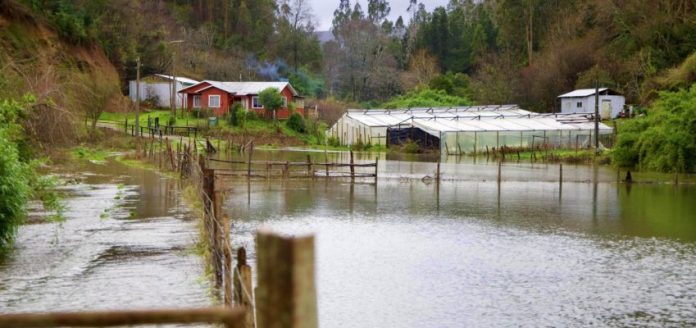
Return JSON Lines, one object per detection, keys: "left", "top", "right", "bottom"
{"left": 168, "top": 40, "right": 184, "bottom": 120}
{"left": 170, "top": 50, "right": 176, "bottom": 120}
{"left": 135, "top": 56, "right": 141, "bottom": 137}
{"left": 594, "top": 78, "right": 600, "bottom": 150}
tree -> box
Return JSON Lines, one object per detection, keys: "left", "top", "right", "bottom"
{"left": 275, "top": 0, "right": 322, "bottom": 72}
{"left": 73, "top": 72, "right": 118, "bottom": 137}
{"left": 258, "top": 87, "right": 284, "bottom": 122}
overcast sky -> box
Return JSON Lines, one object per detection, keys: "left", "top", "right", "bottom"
{"left": 309, "top": 0, "right": 451, "bottom": 31}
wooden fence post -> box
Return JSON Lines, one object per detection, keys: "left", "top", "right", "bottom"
{"left": 497, "top": 161, "right": 502, "bottom": 184}
{"left": 306, "top": 155, "right": 313, "bottom": 178}
{"left": 247, "top": 141, "right": 254, "bottom": 178}
{"left": 234, "top": 247, "right": 254, "bottom": 328}
{"left": 349, "top": 150, "right": 355, "bottom": 180}
{"left": 223, "top": 215, "right": 232, "bottom": 307}
{"left": 255, "top": 230, "right": 317, "bottom": 328}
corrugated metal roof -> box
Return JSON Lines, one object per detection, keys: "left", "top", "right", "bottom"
{"left": 557, "top": 88, "right": 616, "bottom": 98}
{"left": 153, "top": 74, "right": 199, "bottom": 85}
{"left": 204, "top": 81, "right": 297, "bottom": 96}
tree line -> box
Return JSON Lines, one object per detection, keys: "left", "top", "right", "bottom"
{"left": 20, "top": 0, "right": 696, "bottom": 112}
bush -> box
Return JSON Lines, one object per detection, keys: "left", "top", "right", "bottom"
{"left": 286, "top": 113, "right": 306, "bottom": 133}
{"left": 612, "top": 85, "right": 696, "bottom": 172}
{"left": 328, "top": 136, "right": 341, "bottom": 147}
{"left": 382, "top": 88, "right": 473, "bottom": 109}
{"left": 245, "top": 110, "right": 259, "bottom": 121}
{"left": 0, "top": 131, "right": 31, "bottom": 254}
{"left": 228, "top": 103, "right": 245, "bottom": 127}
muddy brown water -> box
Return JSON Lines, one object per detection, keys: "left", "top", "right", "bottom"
{"left": 216, "top": 149, "right": 696, "bottom": 327}
{"left": 0, "top": 159, "right": 211, "bottom": 322}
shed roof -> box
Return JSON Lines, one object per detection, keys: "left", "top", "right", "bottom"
{"left": 152, "top": 74, "right": 200, "bottom": 85}
{"left": 558, "top": 88, "right": 622, "bottom": 98}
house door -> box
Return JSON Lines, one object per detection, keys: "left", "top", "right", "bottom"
{"left": 601, "top": 99, "right": 612, "bottom": 119}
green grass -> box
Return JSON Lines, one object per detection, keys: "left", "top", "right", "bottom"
{"left": 70, "top": 145, "right": 112, "bottom": 162}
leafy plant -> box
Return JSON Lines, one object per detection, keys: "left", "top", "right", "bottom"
{"left": 613, "top": 85, "right": 696, "bottom": 173}
{"left": 286, "top": 113, "right": 306, "bottom": 133}
{"left": 258, "top": 87, "right": 284, "bottom": 121}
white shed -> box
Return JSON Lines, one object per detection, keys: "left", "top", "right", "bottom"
{"left": 128, "top": 74, "right": 199, "bottom": 108}
{"left": 558, "top": 88, "right": 625, "bottom": 119}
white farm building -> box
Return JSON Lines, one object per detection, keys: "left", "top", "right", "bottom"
{"left": 558, "top": 88, "right": 625, "bottom": 119}
{"left": 128, "top": 74, "right": 199, "bottom": 108}
{"left": 328, "top": 105, "right": 613, "bottom": 154}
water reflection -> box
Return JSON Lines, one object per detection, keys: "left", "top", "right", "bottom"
{"left": 218, "top": 150, "right": 696, "bottom": 327}
{"left": 0, "top": 160, "right": 210, "bottom": 315}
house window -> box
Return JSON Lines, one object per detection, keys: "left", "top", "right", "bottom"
{"left": 252, "top": 96, "right": 263, "bottom": 109}
{"left": 209, "top": 95, "right": 221, "bottom": 108}
{"left": 193, "top": 95, "right": 201, "bottom": 108}
{"left": 576, "top": 102, "right": 583, "bottom": 108}
{"left": 282, "top": 96, "right": 288, "bottom": 107}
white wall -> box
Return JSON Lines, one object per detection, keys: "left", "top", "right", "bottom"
{"left": 560, "top": 95, "right": 625, "bottom": 118}
{"left": 128, "top": 81, "right": 188, "bottom": 108}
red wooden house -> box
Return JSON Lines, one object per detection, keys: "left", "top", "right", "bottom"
{"left": 177, "top": 81, "right": 304, "bottom": 118}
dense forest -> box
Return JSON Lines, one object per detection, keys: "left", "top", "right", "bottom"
{"left": 10, "top": 0, "right": 696, "bottom": 112}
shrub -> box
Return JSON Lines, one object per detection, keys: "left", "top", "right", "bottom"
{"left": 286, "top": 113, "right": 306, "bottom": 133}
{"left": 612, "top": 85, "right": 696, "bottom": 172}
{"left": 403, "top": 139, "right": 421, "bottom": 153}
{"left": 382, "top": 88, "right": 473, "bottom": 109}
{"left": 228, "top": 103, "right": 245, "bottom": 127}
{"left": 245, "top": 110, "right": 259, "bottom": 121}
{"left": 328, "top": 136, "right": 341, "bottom": 147}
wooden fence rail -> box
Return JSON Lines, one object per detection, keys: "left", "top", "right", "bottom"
{"left": 0, "top": 307, "right": 245, "bottom": 328}
{"left": 208, "top": 155, "right": 378, "bottom": 181}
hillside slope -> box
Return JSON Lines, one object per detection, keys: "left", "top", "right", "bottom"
{"left": 0, "top": 0, "right": 121, "bottom": 146}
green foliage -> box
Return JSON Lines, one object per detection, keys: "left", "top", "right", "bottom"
{"left": 382, "top": 88, "right": 473, "bottom": 109}
{"left": 0, "top": 96, "right": 67, "bottom": 254}
{"left": 613, "top": 85, "right": 696, "bottom": 173}
{"left": 0, "top": 129, "right": 32, "bottom": 254}
{"left": 245, "top": 110, "right": 259, "bottom": 121}
{"left": 286, "top": 113, "right": 306, "bottom": 133}
{"left": 288, "top": 68, "right": 325, "bottom": 98}
{"left": 228, "top": 103, "right": 246, "bottom": 127}
{"left": 328, "top": 136, "right": 341, "bottom": 147}
{"left": 402, "top": 139, "right": 421, "bottom": 154}
{"left": 428, "top": 73, "right": 473, "bottom": 99}
{"left": 258, "top": 87, "right": 284, "bottom": 117}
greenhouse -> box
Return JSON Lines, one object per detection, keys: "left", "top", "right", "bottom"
{"left": 328, "top": 105, "right": 532, "bottom": 146}
{"left": 328, "top": 106, "right": 614, "bottom": 154}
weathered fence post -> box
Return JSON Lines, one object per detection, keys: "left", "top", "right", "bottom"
{"left": 349, "top": 150, "right": 355, "bottom": 181}
{"left": 497, "top": 161, "right": 502, "bottom": 184}
{"left": 559, "top": 163, "right": 563, "bottom": 185}
{"left": 306, "top": 155, "right": 313, "bottom": 178}
{"left": 374, "top": 157, "right": 379, "bottom": 183}
{"left": 223, "top": 215, "right": 233, "bottom": 307}
{"left": 234, "top": 247, "right": 254, "bottom": 328}
{"left": 247, "top": 141, "right": 254, "bottom": 178}
{"left": 255, "top": 230, "right": 317, "bottom": 328}
{"left": 436, "top": 159, "right": 441, "bottom": 183}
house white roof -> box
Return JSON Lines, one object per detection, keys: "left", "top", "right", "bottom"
{"left": 558, "top": 88, "right": 624, "bottom": 98}
{"left": 198, "top": 81, "right": 298, "bottom": 96}
{"left": 153, "top": 74, "right": 199, "bottom": 85}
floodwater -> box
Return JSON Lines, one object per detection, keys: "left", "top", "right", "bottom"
{"left": 0, "top": 160, "right": 211, "bottom": 316}
{"left": 218, "top": 150, "right": 696, "bottom": 327}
